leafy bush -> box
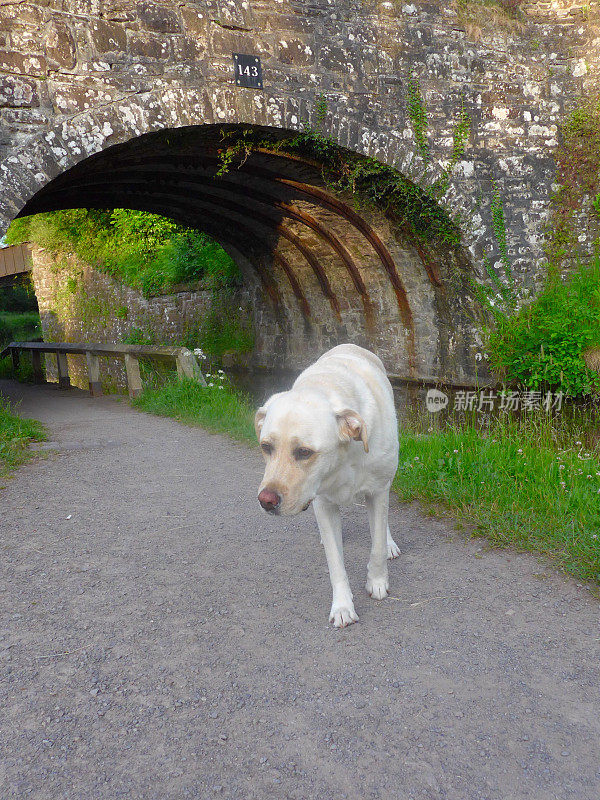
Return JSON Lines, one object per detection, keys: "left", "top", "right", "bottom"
{"left": 6, "top": 209, "right": 241, "bottom": 297}
{"left": 487, "top": 257, "right": 600, "bottom": 397}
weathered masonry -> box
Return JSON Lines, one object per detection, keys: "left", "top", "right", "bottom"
{"left": 1, "top": 1, "right": 598, "bottom": 383}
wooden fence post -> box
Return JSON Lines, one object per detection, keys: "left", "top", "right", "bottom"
{"left": 176, "top": 350, "right": 207, "bottom": 386}
{"left": 10, "top": 348, "right": 19, "bottom": 374}
{"left": 56, "top": 352, "right": 71, "bottom": 390}
{"left": 85, "top": 351, "right": 102, "bottom": 396}
{"left": 31, "top": 350, "right": 45, "bottom": 384}
{"left": 124, "top": 353, "right": 143, "bottom": 399}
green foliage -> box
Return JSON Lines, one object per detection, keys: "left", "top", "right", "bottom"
{"left": 0, "top": 311, "right": 41, "bottom": 346}
{"left": 0, "top": 278, "right": 38, "bottom": 312}
{"left": 486, "top": 257, "right": 600, "bottom": 397}
{"left": 189, "top": 292, "right": 254, "bottom": 358}
{"left": 546, "top": 95, "right": 600, "bottom": 268}
{"left": 0, "top": 398, "right": 45, "bottom": 475}
{"left": 406, "top": 77, "right": 430, "bottom": 164}
{"left": 433, "top": 102, "right": 471, "bottom": 197}
{"left": 6, "top": 209, "right": 241, "bottom": 298}
{"left": 394, "top": 410, "right": 600, "bottom": 585}
{"left": 0, "top": 350, "right": 41, "bottom": 383}
{"left": 133, "top": 375, "right": 256, "bottom": 444}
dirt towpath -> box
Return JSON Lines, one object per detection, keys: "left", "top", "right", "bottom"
{"left": 1, "top": 379, "right": 600, "bottom": 800}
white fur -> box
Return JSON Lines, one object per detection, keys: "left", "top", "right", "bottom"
{"left": 255, "top": 344, "right": 400, "bottom": 627}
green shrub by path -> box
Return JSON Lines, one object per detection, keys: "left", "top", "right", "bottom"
{"left": 0, "top": 354, "right": 38, "bottom": 383}
{"left": 0, "top": 279, "right": 38, "bottom": 313}
{"left": 0, "top": 399, "right": 45, "bottom": 476}
{"left": 132, "top": 375, "right": 256, "bottom": 444}
{"left": 5, "top": 209, "right": 241, "bottom": 298}
{"left": 485, "top": 256, "right": 600, "bottom": 397}
{"left": 394, "top": 412, "right": 600, "bottom": 585}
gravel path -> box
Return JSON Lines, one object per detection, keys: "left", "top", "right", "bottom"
{"left": 1, "top": 379, "right": 600, "bottom": 800}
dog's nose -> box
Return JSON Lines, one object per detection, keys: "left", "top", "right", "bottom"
{"left": 258, "top": 489, "right": 281, "bottom": 512}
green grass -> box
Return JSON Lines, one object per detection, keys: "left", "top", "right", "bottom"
{"left": 0, "top": 399, "right": 46, "bottom": 475}
{"left": 132, "top": 377, "right": 600, "bottom": 587}
{"left": 394, "top": 413, "right": 600, "bottom": 585}
{"left": 0, "top": 310, "right": 42, "bottom": 347}
{"left": 132, "top": 375, "right": 256, "bottom": 443}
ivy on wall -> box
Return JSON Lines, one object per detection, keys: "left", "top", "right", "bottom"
{"left": 217, "top": 82, "right": 471, "bottom": 250}
{"left": 545, "top": 95, "right": 600, "bottom": 271}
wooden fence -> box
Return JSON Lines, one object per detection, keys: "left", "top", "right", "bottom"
{"left": 0, "top": 341, "right": 206, "bottom": 398}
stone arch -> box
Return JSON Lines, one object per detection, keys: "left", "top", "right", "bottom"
{"left": 0, "top": 87, "right": 476, "bottom": 248}
{"left": 0, "top": 89, "right": 482, "bottom": 383}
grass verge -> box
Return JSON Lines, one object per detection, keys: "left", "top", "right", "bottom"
{"left": 394, "top": 413, "right": 600, "bottom": 585}
{"left": 0, "top": 399, "right": 46, "bottom": 476}
{"left": 0, "top": 310, "right": 42, "bottom": 344}
{"left": 132, "top": 378, "right": 600, "bottom": 586}
{"left": 132, "top": 376, "right": 256, "bottom": 444}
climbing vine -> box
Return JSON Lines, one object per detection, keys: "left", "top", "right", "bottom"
{"left": 545, "top": 95, "right": 600, "bottom": 271}
{"left": 406, "top": 77, "right": 430, "bottom": 165}
{"left": 216, "top": 85, "right": 471, "bottom": 249}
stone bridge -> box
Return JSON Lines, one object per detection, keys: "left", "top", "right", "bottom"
{"left": 0, "top": 1, "right": 598, "bottom": 383}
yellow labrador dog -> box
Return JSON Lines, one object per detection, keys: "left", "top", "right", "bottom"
{"left": 255, "top": 343, "right": 400, "bottom": 627}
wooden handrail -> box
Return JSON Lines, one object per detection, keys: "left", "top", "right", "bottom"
{"left": 0, "top": 341, "right": 206, "bottom": 398}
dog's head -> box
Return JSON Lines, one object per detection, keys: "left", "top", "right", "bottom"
{"left": 255, "top": 390, "right": 368, "bottom": 516}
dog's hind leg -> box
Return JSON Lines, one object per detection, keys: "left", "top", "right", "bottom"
{"left": 313, "top": 496, "right": 358, "bottom": 628}
{"left": 365, "top": 487, "right": 391, "bottom": 600}
{"left": 387, "top": 525, "right": 401, "bottom": 559}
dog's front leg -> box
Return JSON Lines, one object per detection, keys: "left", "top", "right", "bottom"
{"left": 365, "top": 486, "right": 390, "bottom": 600}
{"left": 313, "top": 496, "right": 358, "bottom": 628}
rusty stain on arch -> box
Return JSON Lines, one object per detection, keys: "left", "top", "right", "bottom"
{"left": 273, "top": 251, "right": 311, "bottom": 318}
{"left": 42, "top": 166, "right": 370, "bottom": 313}
{"left": 63, "top": 151, "right": 415, "bottom": 368}
{"left": 35, "top": 179, "right": 343, "bottom": 319}
{"left": 34, "top": 183, "right": 339, "bottom": 319}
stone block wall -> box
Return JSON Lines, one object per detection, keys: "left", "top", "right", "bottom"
{"left": 30, "top": 245, "right": 257, "bottom": 391}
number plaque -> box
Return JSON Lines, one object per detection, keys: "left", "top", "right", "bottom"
{"left": 233, "top": 53, "right": 263, "bottom": 89}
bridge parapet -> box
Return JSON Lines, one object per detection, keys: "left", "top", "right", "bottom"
{"left": 0, "top": 244, "right": 31, "bottom": 284}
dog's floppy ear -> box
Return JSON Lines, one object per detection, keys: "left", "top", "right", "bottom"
{"left": 254, "top": 406, "right": 267, "bottom": 440}
{"left": 336, "top": 409, "right": 368, "bottom": 452}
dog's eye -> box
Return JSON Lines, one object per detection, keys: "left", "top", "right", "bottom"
{"left": 294, "top": 447, "right": 314, "bottom": 461}
{"left": 261, "top": 442, "right": 273, "bottom": 455}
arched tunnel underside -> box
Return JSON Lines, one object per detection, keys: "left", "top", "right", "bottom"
{"left": 18, "top": 125, "right": 479, "bottom": 383}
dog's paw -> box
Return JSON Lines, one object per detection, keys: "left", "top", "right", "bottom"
{"left": 329, "top": 603, "right": 359, "bottom": 628}
{"left": 387, "top": 538, "right": 401, "bottom": 560}
{"left": 366, "top": 576, "right": 389, "bottom": 600}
